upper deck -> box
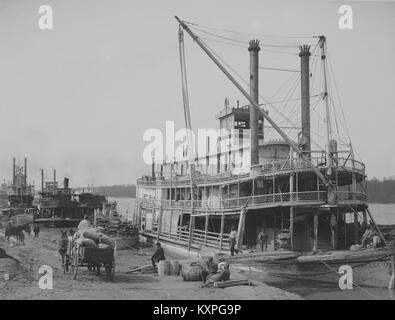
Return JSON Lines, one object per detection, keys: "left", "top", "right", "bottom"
{"left": 137, "top": 152, "right": 366, "bottom": 188}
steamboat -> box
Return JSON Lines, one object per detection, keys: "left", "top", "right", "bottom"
{"left": 34, "top": 169, "right": 107, "bottom": 228}
{"left": 136, "top": 18, "right": 395, "bottom": 288}
{"left": 0, "top": 158, "right": 35, "bottom": 216}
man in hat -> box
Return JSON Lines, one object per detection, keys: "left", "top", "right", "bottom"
{"left": 151, "top": 242, "right": 165, "bottom": 268}
{"left": 200, "top": 256, "right": 218, "bottom": 283}
{"left": 77, "top": 215, "right": 91, "bottom": 230}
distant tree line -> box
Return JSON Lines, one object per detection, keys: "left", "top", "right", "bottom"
{"left": 367, "top": 178, "right": 395, "bottom": 203}
{"left": 94, "top": 184, "right": 136, "bottom": 198}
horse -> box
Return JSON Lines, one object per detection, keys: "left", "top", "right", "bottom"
{"left": 5, "top": 224, "right": 28, "bottom": 245}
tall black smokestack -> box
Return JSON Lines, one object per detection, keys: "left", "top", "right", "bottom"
{"left": 299, "top": 45, "right": 311, "bottom": 155}
{"left": 41, "top": 169, "right": 44, "bottom": 191}
{"left": 12, "top": 157, "right": 16, "bottom": 185}
{"left": 24, "top": 158, "right": 27, "bottom": 184}
{"left": 53, "top": 169, "right": 56, "bottom": 183}
{"left": 248, "top": 39, "right": 260, "bottom": 167}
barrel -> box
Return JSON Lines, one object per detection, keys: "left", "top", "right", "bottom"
{"left": 169, "top": 260, "right": 180, "bottom": 276}
{"left": 181, "top": 264, "right": 203, "bottom": 281}
{"left": 158, "top": 260, "right": 170, "bottom": 276}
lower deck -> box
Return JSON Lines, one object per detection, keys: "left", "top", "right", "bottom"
{"left": 137, "top": 202, "right": 371, "bottom": 254}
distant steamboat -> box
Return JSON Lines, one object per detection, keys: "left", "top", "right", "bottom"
{"left": 34, "top": 169, "right": 107, "bottom": 228}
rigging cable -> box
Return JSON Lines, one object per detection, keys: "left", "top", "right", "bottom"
{"left": 202, "top": 40, "right": 299, "bottom": 128}
{"left": 184, "top": 20, "right": 319, "bottom": 40}
{"left": 189, "top": 26, "right": 302, "bottom": 48}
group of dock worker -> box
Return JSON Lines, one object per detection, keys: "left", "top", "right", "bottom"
{"left": 361, "top": 225, "right": 382, "bottom": 249}
{"left": 201, "top": 259, "right": 230, "bottom": 288}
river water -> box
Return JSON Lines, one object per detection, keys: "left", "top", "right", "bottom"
{"left": 110, "top": 198, "right": 395, "bottom": 300}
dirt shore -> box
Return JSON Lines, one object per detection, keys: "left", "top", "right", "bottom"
{"left": 0, "top": 228, "right": 301, "bottom": 300}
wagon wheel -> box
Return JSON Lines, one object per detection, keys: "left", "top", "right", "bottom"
{"left": 70, "top": 256, "right": 75, "bottom": 276}
{"left": 72, "top": 254, "right": 79, "bottom": 280}
{"left": 63, "top": 255, "right": 70, "bottom": 274}
{"left": 62, "top": 255, "right": 67, "bottom": 274}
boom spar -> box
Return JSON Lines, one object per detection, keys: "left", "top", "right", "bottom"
{"left": 175, "top": 16, "right": 332, "bottom": 188}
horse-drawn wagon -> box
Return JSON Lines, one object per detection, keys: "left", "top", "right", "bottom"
{"left": 61, "top": 231, "right": 116, "bottom": 280}
{"left": 70, "top": 246, "right": 115, "bottom": 280}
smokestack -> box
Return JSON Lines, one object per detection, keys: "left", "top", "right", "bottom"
{"left": 299, "top": 45, "right": 311, "bottom": 155}
{"left": 53, "top": 169, "right": 56, "bottom": 183}
{"left": 41, "top": 169, "right": 44, "bottom": 191}
{"left": 248, "top": 39, "right": 261, "bottom": 167}
{"left": 24, "top": 158, "right": 27, "bottom": 183}
{"left": 12, "top": 157, "right": 16, "bottom": 185}
{"left": 151, "top": 158, "right": 156, "bottom": 180}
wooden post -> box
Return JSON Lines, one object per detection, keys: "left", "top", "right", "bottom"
{"left": 363, "top": 209, "right": 367, "bottom": 225}
{"left": 350, "top": 144, "right": 357, "bottom": 201}
{"left": 220, "top": 211, "right": 225, "bottom": 250}
{"left": 237, "top": 182, "right": 240, "bottom": 207}
{"left": 188, "top": 215, "right": 194, "bottom": 251}
{"left": 344, "top": 213, "right": 347, "bottom": 249}
{"left": 331, "top": 210, "right": 336, "bottom": 249}
{"left": 236, "top": 207, "right": 247, "bottom": 252}
{"left": 169, "top": 210, "right": 173, "bottom": 239}
{"left": 188, "top": 163, "right": 195, "bottom": 251}
{"left": 169, "top": 163, "right": 173, "bottom": 237}
{"left": 313, "top": 213, "right": 318, "bottom": 251}
{"left": 204, "top": 214, "right": 209, "bottom": 246}
{"left": 157, "top": 208, "right": 162, "bottom": 242}
{"left": 179, "top": 211, "right": 183, "bottom": 240}
{"left": 289, "top": 156, "right": 295, "bottom": 249}
{"left": 272, "top": 167, "right": 275, "bottom": 203}
{"left": 353, "top": 212, "right": 359, "bottom": 244}
{"left": 290, "top": 207, "right": 294, "bottom": 250}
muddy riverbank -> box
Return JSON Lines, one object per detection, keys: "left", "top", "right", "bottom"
{"left": 0, "top": 228, "right": 300, "bottom": 300}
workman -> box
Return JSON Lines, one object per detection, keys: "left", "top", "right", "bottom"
{"left": 77, "top": 215, "right": 91, "bottom": 230}
{"left": 151, "top": 242, "right": 165, "bottom": 268}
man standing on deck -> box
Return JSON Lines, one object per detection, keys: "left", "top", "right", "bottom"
{"left": 258, "top": 230, "right": 267, "bottom": 252}
{"left": 229, "top": 226, "right": 238, "bottom": 256}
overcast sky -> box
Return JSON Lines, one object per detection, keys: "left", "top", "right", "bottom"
{"left": 0, "top": 0, "right": 394, "bottom": 188}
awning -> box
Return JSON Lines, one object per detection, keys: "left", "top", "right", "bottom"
{"left": 162, "top": 210, "right": 181, "bottom": 235}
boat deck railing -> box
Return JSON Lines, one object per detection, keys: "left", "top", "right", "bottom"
{"left": 139, "top": 190, "right": 367, "bottom": 212}
{"left": 148, "top": 223, "right": 230, "bottom": 250}
{"left": 137, "top": 156, "right": 365, "bottom": 187}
